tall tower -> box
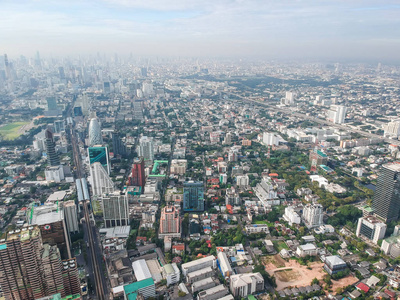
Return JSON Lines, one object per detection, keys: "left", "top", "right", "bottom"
{"left": 89, "top": 162, "right": 114, "bottom": 196}
{"left": 183, "top": 181, "right": 204, "bottom": 212}
{"left": 138, "top": 136, "right": 154, "bottom": 161}
{"left": 88, "top": 118, "right": 103, "bottom": 146}
{"left": 112, "top": 131, "right": 126, "bottom": 157}
{"left": 101, "top": 192, "right": 129, "bottom": 227}
{"left": 45, "top": 129, "right": 60, "bottom": 166}
{"left": 159, "top": 206, "right": 180, "bottom": 237}
{"left": 130, "top": 157, "right": 145, "bottom": 191}
{"left": 372, "top": 163, "right": 400, "bottom": 222}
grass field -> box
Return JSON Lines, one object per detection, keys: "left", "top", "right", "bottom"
{"left": 0, "top": 122, "right": 29, "bottom": 140}
{"left": 273, "top": 240, "right": 289, "bottom": 252}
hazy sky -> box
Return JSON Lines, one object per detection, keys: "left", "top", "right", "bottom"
{"left": 1, "top": 0, "right": 400, "bottom": 61}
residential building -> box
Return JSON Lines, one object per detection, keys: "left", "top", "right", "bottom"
{"left": 191, "top": 277, "right": 216, "bottom": 293}
{"left": 217, "top": 251, "right": 233, "bottom": 277}
{"left": 384, "top": 120, "right": 400, "bottom": 137}
{"left": 186, "top": 266, "right": 213, "bottom": 284}
{"left": 183, "top": 181, "right": 204, "bottom": 212}
{"left": 225, "top": 187, "right": 241, "bottom": 206}
{"left": 356, "top": 216, "right": 387, "bottom": 244}
{"left": 45, "top": 165, "right": 65, "bottom": 182}
{"left": 89, "top": 162, "right": 114, "bottom": 196}
{"left": 372, "top": 163, "right": 400, "bottom": 222}
{"left": 230, "top": 272, "right": 264, "bottom": 298}
{"left": 283, "top": 206, "right": 301, "bottom": 226}
{"left": 303, "top": 204, "right": 324, "bottom": 228}
{"left": 236, "top": 175, "right": 249, "bottom": 188}
{"left": 181, "top": 255, "right": 216, "bottom": 276}
{"left": 198, "top": 284, "right": 229, "bottom": 300}
{"left": 245, "top": 224, "right": 269, "bottom": 234}
{"left": 309, "top": 148, "right": 328, "bottom": 167}
{"left": 112, "top": 131, "right": 126, "bottom": 157}
{"left": 324, "top": 255, "right": 347, "bottom": 275}
{"left": 159, "top": 206, "right": 181, "bottom": 238}
{"left": 63, "top": 200, "right": 79, "bottom": 234}
{"left": 327, "top": 105, "right": 347, "bottom": 124}
{"left": 102, "top": 192, "right": 129, "bottom": 228}
{"left": 170, "top": 159, "right": 187, "bottom": 175}
{"left": 138, "top": 136, "right": 154, "bottom": 161}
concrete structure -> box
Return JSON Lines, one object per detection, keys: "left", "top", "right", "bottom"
{"left": 88, "top": 118, "right": 102, "bottom": 146}
{"left": 217, "top": 251, "right": 233, "bottom": 277}
{"left": 181, "top": 255, "right": 216, "bottom": 276}
{"left": 88, "top": 146, "right": 110, "bottom": 174}
{"left": 89, "top": 162, "right": 114, "bottom": 196}
{"left": 170, "top": 159, "right": 187, "bottom": 175}
{"left": 63, "top": 200, "right": 79, "bottom": 234}
{"left": 283, "top": 206, "right": 301, "bottom": 226}
{"left": 138, "top": 136, "right": 154, "bottom": 161}
{"left": 162, "top": 263, "right": 180, "bottom": 287}
{"left": 372, "top": 163, "right": 400, "bottom": 222}
{"left": 230, "top": 272, "right": 264, "bottom": 298}
{"left": 123, "top": 277, "right": 155, "bottom": 299}
{"left": 324, "top": 255, "right": 347, "bottom": 275}
{"left": 328, "top": 105, "right": 347, "bottom": 124}
{"left": 191, "top": 277, "right": 216, "bottom": 293}
{"left": 245, "top": 224, "right": 269, "bottom": 234}
{"left": 356, "top": 216, "right": 387, "bottom": 244}
{"left": 102, "top": 192, "right": 129, "bottom": 228}
{"left": 186, "top": 266, "right": 213, "bottom": 284}
{"left": 225, "top": 187, "right": 240, "bottom": 206}
{"left": 45, "top": 166, "right": 65, "bottom": 183}
{"left": 159, "top": 206, "right": 181, "bottom": 238}
{"left": 296, "top": 244, "right": 318, "bottom": 257}
{"left": 236, "top": 175, "right": 249, "bottom": 188}
{"left": 45, "top": 129, "right": 60, "bottom": 166}
{"left": 183, "top": 181, "right": 204, "bottom": 212}
{"left": 129, "top": 157, "right": 145, "bottom": 190}
{"left": 309, "top": 149, "right": 328, "bottom": 167}
{"left": 384, "top": 120, "right": 400, "bottom": 138}
{"left": 198, "top": 284, "right": 229, "bottom": 300}
{"left": 303, "top": 204, "right": 324, "bottom": 228}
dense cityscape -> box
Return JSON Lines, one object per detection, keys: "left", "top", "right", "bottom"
{"left": 0, "top": 54, "right": 399, "bottom": 300}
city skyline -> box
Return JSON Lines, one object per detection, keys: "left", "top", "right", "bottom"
{"left": 1, "top": 0, "right": 400, "bottom": 62}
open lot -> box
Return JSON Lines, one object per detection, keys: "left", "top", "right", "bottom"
{"left": 265, "top": 258, "right": 326, "bottom": 290}
{"left": 0, "top": 121, "right": 30, "bottom": 140}
{"left": 262, "top": 254, "right": 286, "bottom": 268}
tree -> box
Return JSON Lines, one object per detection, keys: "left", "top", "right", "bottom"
{"left": 311, "top": 277, "right": 319, "bottom": 285}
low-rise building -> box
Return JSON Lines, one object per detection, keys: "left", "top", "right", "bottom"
{"left": 296, "top": 244, "right": 318, "bottom": 257}
{"left": 324, "top": 255, "right": 347, "bottom": 275}
{"left": 186, "top": 266, "right": 214, "bottom": 284}
{"left": 217, "top": 251, "right": 233, "bottom": 277}
{"left": 356, "top": 216, "right": 387, "bottom": 244}
{"left": 198, "top": 284, "right": 229, "bottom": 300}
{"left": 230, "top": 272, "right": 264, "bottom": 298}
{"left": 245, "top": 224, "right": 269, "bottom": 234}
{"left": 162, "top": 263, "right": 180, "bottom": 286}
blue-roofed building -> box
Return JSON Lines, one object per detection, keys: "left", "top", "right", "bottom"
{"left": 123, "top": 277, "right": 155, "bottom": 299}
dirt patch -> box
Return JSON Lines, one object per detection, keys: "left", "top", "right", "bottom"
{"left": 262, "top": 254, "right": 286, "bottom": 269}
{"left": 331, "top": 275, "right": 359, "bottom": 293}
{"left": 266, "top": 259, "right": 326, "bottom": 290}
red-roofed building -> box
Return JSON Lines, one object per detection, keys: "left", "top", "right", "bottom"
{"left": 356, "top": 282, "right": 370, "bottom": 293}
{"left": 384, "top": 289, "right": 395, "bottom": 298}
{"left": 172, "top": 244, "right": 185, "bottom": 255}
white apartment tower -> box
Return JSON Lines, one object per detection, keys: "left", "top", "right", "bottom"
{"left": 89, "top": 162, "right": 115, "bottom": 196}
{"left": 303, "top": 204, "right": 324, "bottom": 228}
{"left": 328, "top": 105, "right": 347, "bottom": 124}
{"left": 138, "top": 136, "right": 154, "bottom": 161}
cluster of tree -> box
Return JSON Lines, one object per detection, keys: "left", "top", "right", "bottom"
{"left": 326, "top": 205, "right": 362, "bottom": 228}
{"left": 253, "top": 265, "right": 277, "bottom": 288}
{"left": 331, "top": 269, "right": 350, "bottom": 280}
{"left": 211, "top": 226, "right": 246, "bottom": 246}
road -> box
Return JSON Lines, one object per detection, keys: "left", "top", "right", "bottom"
{"left": 68, "top": 103, "right": 107, "bottom": 299}
{"left": 219, "top": 90, "right": 400, "bottom": 146}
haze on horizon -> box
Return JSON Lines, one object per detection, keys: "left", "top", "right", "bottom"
{"left": 1, "top": 0, "right": 400, "bottom": 63}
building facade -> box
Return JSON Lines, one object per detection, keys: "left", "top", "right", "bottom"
{"left": 183, "top": 181, "right": 204, "bottom": 212}
{"left": 102, "top": 192, "right": 129, "bottom": 228}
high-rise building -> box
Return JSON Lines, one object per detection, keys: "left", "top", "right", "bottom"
{"left": 284, "top": 91, "right": 294, "bottom": 105}
{"left": 29, "top": 203, "right": 71, "bottom": 259}
{"left": 62, "top": 258, "right": 81, "bottom": 296}
{"left": 303, "top": 204, "right": 324, "bottom": 228}
{"left": 372, "top": 163, "right": 400, "bottom": 222}
{"left": 46, "top": 97, "right": 58, "bottom": 111}
{"left": 309, "top": 148, "right": 328, "bottom": 167}
{"left": 356, "top": 216, "right": 386, "bottom": 244}
{"left": 88, "top": 146, "right": 110, "bottom": 174}
{"left": 159, "top": 206, "right": 181, "bottom": 238}
{"left": 183, "top": 181, "right": 204, "bottom": 212}
{"left": 112, "top": 131, "right": 126, "bottom": 157}
{"left": 236, "top": 175, "right": 249, "bottom": 188}
{"left": 327, "top": 105, "right": 347, "bottom": 124}
{"left": 89, "top": 162, "right": 114, "bottom": 196}
{"left": 138, "top": 136, "right": 154, "bottom": 161}
{"left": 45, "top": 129, "right": 60, "bottom": 166}
{"left": 54, "top": 120, "right": 65, "bottom": 133}
{"left": 88, "top": 118, "right": 103, "bottom": 146}
{"left": 384, "top": 120, "right": 400, "bottom": 138}
{"left": 129, "top": 157, "right": 145, "bottom": 191}
{"left": 0, "top": 226, "right": 79, "bottom": 300}
{"left": 102, "top": 192, "right": 129, "bottom": 227}
{"left": 58, "top": 67, "right": 65, "bottom": 79}
{"left": 63, "top": 201, "right": 79, "bottom": 234}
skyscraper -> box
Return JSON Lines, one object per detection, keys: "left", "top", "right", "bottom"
{"left": 45, "top": 129, "right": 60, "bottom": 166}
{"left": 138, "top": 136, "right": 154, "bottom": 161}
{"left": 89, "top": 162, "right": 114, "bottom": 196}
{"left": 327, "top": 105, "right": 347, "bottom": 124}
{"left": 102, "top": 192, "right": 129, "bottom": 227}
{"left": 183, "top": 181, "right": 204, "bottom": 212}
{"left": 372, "top": 163, "right": 400, "bottom": 222}
{"left": 46, "top": 97, "right": 58, "bottom": 111}
{"left": 88, "top": 146, "right": 110, "bottom": 174}
{"left": 159, "top": 206, "right": 181, "bottom": 238}
{"left": 112, "top": 131, "right": 126, "bottom": 157}
{"left": 303, "top": 204, "right": 324, "bottom": 228}
{"left": 63, "top": 200, "right": 79, "bottom": 234}
{"left": 88, "top": 118, "right": 103, "bottom": 146}
{"left": 129, "top": 157, "right": 145, "bottom": 191}
{"left": 0, "top": 226, "right": 79, "bottom": 300}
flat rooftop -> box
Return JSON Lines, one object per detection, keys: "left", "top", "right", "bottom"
{"left": 384, "top": 163, "right": 400, "bottom": 172}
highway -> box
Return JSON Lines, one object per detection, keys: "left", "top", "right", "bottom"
{"left": 219, "top": 90, "right": 400, "bottom": 146}
{"left": 68, "top": 106, "right": 107, "bottom": 299}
